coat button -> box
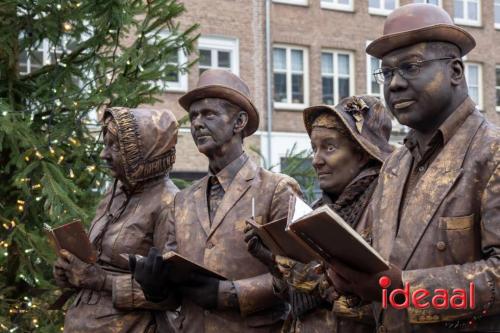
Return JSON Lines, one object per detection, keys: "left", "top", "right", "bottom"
{"left": 206, "top": 241, "right": 215, "bottom": 249}
{"left": 377, "top": 325, "right": 387, "bottom": 333}
{"left": 436, "top": 241, "right": 446, "bottom": 251}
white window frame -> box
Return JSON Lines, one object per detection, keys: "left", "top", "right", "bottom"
{"left": 273, "top": 44, "right": 309, "bottom": 110}
{"left": 321, "top": 0, "right": 354, "bottom": 12}
{"left": 198, "top": 36, "right": 239, "bottom": 75}
{"left": 368, "top": 0, "right": 399, "bottom": 16}
{"left": 365, "top": 41, "right": 384, "bottom": 101}
{"left": 272, "top": 0, "right": 308, "bottom": 6}
{"left": 152, "top": 31, "right": 188, "bottom": 93}
{"left": 321, "top": 49, "right": 355, "bottom": 105}
{"left": 454, "top": 0, "right": 481, "bottom": 27}
{"left": 413, "top": 0, "right": 442, "bottom": 6}
{"left": 464, "top": 62, "right": 483, "bottom": 110}
{"left": 495, "top": 0, "right": 500, "bottom": 29}
{"left": 19, "top": 39, "right": 65, "bottom": 75}
{"left": 495, "top": 65, "right": 500, "bottom": 112}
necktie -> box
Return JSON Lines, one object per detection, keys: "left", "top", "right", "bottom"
{"left": 208, "top": 176, "right": 224, "bottom": 225}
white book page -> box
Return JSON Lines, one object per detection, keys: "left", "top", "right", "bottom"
{"left": 291, "top": 196, "right": 313, "bottom": 223}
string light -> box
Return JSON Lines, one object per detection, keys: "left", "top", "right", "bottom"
{"left": 87, "top": 165, "right": 96, "bottom": 172}
{"left": 24, "top": 156, "right": 30, "bottom": 162}
{"left": 69, "top": 169, "right": 75, "bottom": 178}
{"left": 62, "top": 22, "right": 72, "bottom": 32}
{"left": 35, "top": 150, "right": 43, "bottom": 159}
{"left": 58, "top": 155, "right": 65, "bottom": 164}
{"left": 49, "top": 146, "right": 55, "bottom": 155}
{"left": 32, "top": 184, "right": 42, "bottom": 190}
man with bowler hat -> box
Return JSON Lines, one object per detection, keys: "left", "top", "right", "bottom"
{"left": 327, "top": 3, "right": 500, "bottom": 333}
{"left": 130, "top": 69, "right": 301, "bottom": 332}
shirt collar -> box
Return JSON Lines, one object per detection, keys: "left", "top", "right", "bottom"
{"left": 404, "top": 97, "right": 475, "bottom": 155}
{"left": 208, "top": 152, "right": 249, "bottom": 192}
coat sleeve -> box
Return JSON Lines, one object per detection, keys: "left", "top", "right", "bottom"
{"left": 233, "top": 175, "right": 302, "bottom": 316}
{"left": 112, "top": 194, "right": 180, "bottom": 311}
{"left": 402, "top": 156, "right": 500, "bottom": 324}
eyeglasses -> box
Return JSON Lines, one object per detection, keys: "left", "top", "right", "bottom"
{"left": 373, "top": 57, "right": 454, "bottom": 85}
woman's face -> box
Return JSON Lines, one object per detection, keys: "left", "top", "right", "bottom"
{"left": 100, "top": 125, "right": 126, "bottom": 181}
{"left": 311, "top": 126, "right": 368, "bottom": 196}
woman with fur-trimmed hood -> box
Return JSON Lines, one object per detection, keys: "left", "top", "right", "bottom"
{"left": 53, "top": 107, "right": 179, "bottom": 332}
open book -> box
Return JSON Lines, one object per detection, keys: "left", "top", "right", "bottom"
{"left": 287, "top": 196, "right": 389, "bottom": 274}
{"left": 44, "top": 219, "right": 96, "bottom": 264}
{"left": 125, "top": 251, "right": 227, "bottom": 283}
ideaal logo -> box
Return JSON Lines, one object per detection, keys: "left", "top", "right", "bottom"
{"left": 379, "top": 276, "right": 475, "bottom": 310}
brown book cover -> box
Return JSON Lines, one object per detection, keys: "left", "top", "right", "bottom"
{"left": 124, "top": 251, "right": 227, "bottom": 283}
{"left": 44, "top": 219, "right": 96, "bottom": 264}
{"left": 246, "top": 217, "right": 320, "bottom": 263}
{"left": 287, "top": 200, "right": 389, "bottom": 274}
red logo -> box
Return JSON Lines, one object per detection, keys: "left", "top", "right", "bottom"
{"left": 379, "top": 276, "right": 475, "bottom": 310}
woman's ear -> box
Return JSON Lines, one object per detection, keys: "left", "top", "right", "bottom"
{"left": 233, "top": 110, "right": 248, "bottom": 135}
{"left": 450, "top": 58, "right": 465, "bottom": 86}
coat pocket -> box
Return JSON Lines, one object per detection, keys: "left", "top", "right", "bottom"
{"left": 438, "top": 214, "right": 476, "bottom": 263}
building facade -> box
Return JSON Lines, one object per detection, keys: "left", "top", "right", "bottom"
{"left": 151, "top": 0, "right": 500, "bottom": 178}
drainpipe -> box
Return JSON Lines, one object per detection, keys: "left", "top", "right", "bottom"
{"left": 265, "top": 0, "right": 273, "bottom": 169}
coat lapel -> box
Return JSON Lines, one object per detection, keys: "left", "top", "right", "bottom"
{"left": 373, "top": 150, "right": 413, "bottom": 260}
{"left": 193, "top": 177, "right": 211, "bottom": 236}
{"left": 207, "top": 159, "right": 257, "bottom": 240}
{"left": 390, "top": 110, "right": 484, "bottom": 269}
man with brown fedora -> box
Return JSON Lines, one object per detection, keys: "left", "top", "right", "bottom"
{"left": 130, "top": 68, "right": 302, "bottom": 332}
{"left": 326, "top": 3, "right": 500, "bottom": 333}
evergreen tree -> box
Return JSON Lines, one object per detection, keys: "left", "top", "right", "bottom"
{"left": 0, "top": 0, "right": 197, "bottom": 330}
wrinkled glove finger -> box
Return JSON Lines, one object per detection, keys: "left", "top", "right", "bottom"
{"left": 54, "top": 257, "right": 70, "bottom": 270}
{"left": 152, "top": 252, "right": 164, "bottom": 276}
{"left": 128, "top": 254, "right": 137, "bottom": 273}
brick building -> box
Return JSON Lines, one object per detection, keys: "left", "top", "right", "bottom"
{"left": 151, "top": 0, "right": 500, "bottom": 180}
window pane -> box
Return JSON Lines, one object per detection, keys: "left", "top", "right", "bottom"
{"left": 339, "top": 0, "right": 350, "bottom": 4}
{"left": 454, "top": 0, "right": 464, "bottom": 18}
{"left": 369, "top": 0, "right": 380, "bottom": 8}
{"left": 31, "top": 50, "right": 44, "bottom": 69}
{"left": 496, "top": 68, "right": 500, "bottom": 86}
{"left": 338, "top": 54, "right": 350, "bottom": 75}
{"left": 322, "top": 77, "right": 334, "bottom": 105}
{"left": 496, "top": 88, "right": 500, "bottom": 107}
{"left": 467, "top": 1, "right": 478, "bottom": 20}
{"left": 291, "top": 50, "right": 303, "bottom": 72}
{"left": 274, "top": 73, "right": 287, "bottom": 103}
{"left": 469, "top": 87, "right": 479, "bottom": 104}
{"left": 467, "top": 65, "right": 478, "bottom": 85}
{"left": 218, "top": 51, "right": 231, "bottom": 68}
{"left": 167, "top": 52, "right": 179, "bottom": 64}
{"left": 385, "top": 0, "right": 395, "bottom": 10}
{"left": 371, "top": 78, "right": 381, "bottom": 95}
{"left": 321, "top": 53, "right": 333, "bottom": 74}
{"left": 199, "top": 49, "right": 211, "bottom": 67}
{"left": 429, "top": 0, "right": 440, "bottom": 5}
{"left": 339, "top": 78, "right": 350, "bottom": 100}
{"left": 273, "top": 48, "right": 286, "bottom": 71}
{"left": 292, "top": 74, "right": 304, "bottom": 103}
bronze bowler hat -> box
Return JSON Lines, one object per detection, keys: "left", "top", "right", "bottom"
{"left": 179, "top": 69, "right": 259, "bottom": 137}
{"left": 366, "top": 3, "right": 476, "bottom": 59}
{"left": 303, "top": 96, "right": 394, "bottom": 163}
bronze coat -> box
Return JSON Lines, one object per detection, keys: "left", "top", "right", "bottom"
{"left": 163, "top": 157, "right": 301, "bottom": 333}
{"left": 367, "top": 108, "right": 500, "bottom": 333}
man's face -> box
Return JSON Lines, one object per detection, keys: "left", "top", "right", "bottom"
{"left": 311, "top": 127, "right": 367, "bottom": 196}
{"left": 100, "top": 126, "right": 126, "bottom": 181}
{"left": 382, "top": 42, "right": 454, "bottom": 132}
{"left": 189, "top": 98, "right": 241, "bottom": 156}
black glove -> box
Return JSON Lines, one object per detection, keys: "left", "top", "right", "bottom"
{"left": 244, "top": 221, "right": 280, "bottom": 277}
{"left": 180, "top": 274, "right": 220, "bottom": 310}
{"left": 129, "top": 247, "right": 172, "bottom": 303}
{"left": 289, "top": 289, "right": 324, "bottom": 318}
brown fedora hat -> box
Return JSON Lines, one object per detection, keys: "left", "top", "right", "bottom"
{"left": 366, "top": 3, "right": 476, "bottom": 59}
{"left": 179, "top": 69, "right": 259, "bottom": 137}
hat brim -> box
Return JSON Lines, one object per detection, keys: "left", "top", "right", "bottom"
{"left": 179, "top": 85, "right": 259, "bottom": 137}
{"left": 366, "top": 24, "right": 476, "bottom": 58}
{"left": 303, "top": 105, "right": 392, "bottom": 163}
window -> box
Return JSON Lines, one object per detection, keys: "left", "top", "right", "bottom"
{"left": 496, "top": 66, "right": 500, "bottom": 111}
{"left": 198, "top": 36, "right": 239, "bottom": 75}
{"left": 19, "top": 39, "right": 65, "bottom": 75}
{"left": 273, "top": 45, "right": 309, "bottom": 109}
{"left": 321, "top": 51, "right": 354, "bottom": 105}
{"left": 495, "top": 0, "right": 500, "bottom": 29}
{"left": 366, "top": 44, "right": 383, "bottom": 100}
{"left": 413, "top": 0, "right": 441, "bottom": 6}
{"left": 151, "top": 31, "right": 188, "bottom": 92}
{"left": 321, "top": 0, "right": 354, "bottom": 11}
{"left": 464, "top": 62, "right": 483, "bottom": 110}
{"left": 454, "top": 0, "right": 481, "bottom": 26}
{"left": 273, "top": 0, "right": 308, "bottom": 5}
{"left": 369, "top": 0, "right": 398, "bottom": 15}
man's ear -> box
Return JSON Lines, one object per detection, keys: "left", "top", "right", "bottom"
{"left": 450, "top": 58, "right": 465, "bottom": 86}
{"left": 234, "top": 110, "right": 248, "bottom": 135}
